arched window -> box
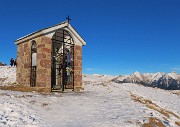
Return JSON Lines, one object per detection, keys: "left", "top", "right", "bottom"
{"left": 30, "top": 40, "right": 37, "bottom": 87}
{"left": 31, "top": 41, "right": 37, "bottom": 67}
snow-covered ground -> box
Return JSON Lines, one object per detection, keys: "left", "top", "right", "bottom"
{"left": 0, "top": 66, "right": 180, "bottom": 127}
{"left": 0, "top": 66, "right": 16, "bottom": 85}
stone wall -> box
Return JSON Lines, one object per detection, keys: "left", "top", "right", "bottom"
{"left": 74, "top": 45, "right": 83, "bottom": 91}
{"left": 16, "top": 36, "right": 52, "bottom": 92}
{"left": 36, "top": 36, "right": 52, "bottom": 91}
{"left": 16, "top": 40, "right": 32, "bottom": 86}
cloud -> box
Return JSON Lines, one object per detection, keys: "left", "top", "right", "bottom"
{"left": 85, "top": 68, "right": 99, "bottom": 71}
{"left": 171, "top": 67, "right": 180, "bottom": 71}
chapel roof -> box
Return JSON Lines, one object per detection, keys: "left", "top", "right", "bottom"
{"left": 15, "top": 21, "right": 86, "bottom": 46}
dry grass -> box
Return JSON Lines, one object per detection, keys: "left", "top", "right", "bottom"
{"left": 41, "top": 103, "right": 49, "bottom": 107}
{"left": 0, "top": 78, "right": 7, "bottom": 84}
{"left": 131, "top": 93, "right": 180, "bottom": 126}
{"left": 84, "top": 81, "right": 91, "bottom": 85}
{"left": 29, "top": 100, "right": 36, "bottom": 104}
{"left": 0, "top": 85, "right": 35, "bottom": 92}
{"left": 162, "top": 117, "right": 168, "bottom": 121}
{"left": 0, "top": 85, "right": 50, "bottom": 93}
{"left": 175, "top": 121, "right": 180, "bottom": 126}
{"left": 172, "top": 91, "right": 180, "bottom": 96}
{"left": 142, "top": 117, "right": 166, "bottom": 127}
{"left": 146, "top": 104, "right": 180, "bottom": 119}
{"left": 0, "top": 78, "right": 7, "bottom": 81}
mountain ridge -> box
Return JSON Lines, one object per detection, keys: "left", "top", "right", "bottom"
{"left": 112, "top": 71, "right": 180, "bottom": 90}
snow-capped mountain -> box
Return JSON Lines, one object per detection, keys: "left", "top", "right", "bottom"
{"left": 113, "top": 71, "right": 180, "bottom": 90}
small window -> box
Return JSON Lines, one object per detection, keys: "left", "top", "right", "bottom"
{"left": 31, "top": 41, "right": 37, "bottom": 67}
{"left": 30, "top": 40, "right": 37, "bottom": 87}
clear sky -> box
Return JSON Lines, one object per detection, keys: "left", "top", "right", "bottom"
{"left": 0, "top": 0, "right": 180, "bottom": 75}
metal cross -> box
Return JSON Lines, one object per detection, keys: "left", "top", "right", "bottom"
{"left": 66, "top": 15, "right": 71, "bottom": 24}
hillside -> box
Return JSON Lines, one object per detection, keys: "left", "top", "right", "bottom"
{"left": 0, "top": 66, "right": 179, "bottom": 126}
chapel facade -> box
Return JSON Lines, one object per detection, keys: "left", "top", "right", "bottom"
{"left": 15, "top": 20, "right": 86, "bottom": 92}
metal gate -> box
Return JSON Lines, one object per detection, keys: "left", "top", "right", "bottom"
{"left": 51, "top": 29, "right": 74, "bottom": 92}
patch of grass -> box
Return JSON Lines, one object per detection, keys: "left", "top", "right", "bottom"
{"left": 175, "top": 121, "right": 180, "bottom": 126}
{"left": 172, "top": 91, "right": 180, "bottom": 96}
{"left": 162, "top": 117, "right": 168, "bottom": 121}
{"left": 146, "top": 105, "right": 170, "bottom": 118}
{"left": 0, "top": 78, "right": 7, "bottom": 81}
{"left": 29, "top": 100, "right": 36, "bottom": 104}
{"left": 41, "top": 103, "right": 49, "bottom": 107}
{"left": 131, "top": 93, "right": 180, "bottom": 126}
{"left": 0, "top": 85, "right": 50, "bottom": 93}
{"left": 142, "top": 117, "right": 166, "bottom": 127}
{"left": 0, "top": 85, "right": 35, "bottom": 92}
{"left": 0, "top": 78, "right": 8, "bottom": 84}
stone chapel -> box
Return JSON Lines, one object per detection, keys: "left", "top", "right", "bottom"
{"left": 15, "top": 20, "right": 86, "bottom": 92}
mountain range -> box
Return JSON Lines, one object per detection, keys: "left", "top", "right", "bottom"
{"left": 112, "top": 71, "right": 180, "bottom": 90}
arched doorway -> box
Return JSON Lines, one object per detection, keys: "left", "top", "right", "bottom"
{"left": 51, "top": 29, "right": 74, "bottom": 91}
{"left": 30, "top": 40, "right": 37, "bottom": 87}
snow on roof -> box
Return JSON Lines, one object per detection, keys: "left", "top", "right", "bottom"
{"left": 15, "top": 21, "right": 86, "bottom": 46}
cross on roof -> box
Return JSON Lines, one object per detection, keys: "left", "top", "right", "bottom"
{"left": 66, "top": 15, "right": 71, "bottom": 24}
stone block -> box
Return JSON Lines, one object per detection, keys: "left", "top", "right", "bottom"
{"left": 36, "top": 82, "right": 46, "bottom": 87}
{"left": 40, "top": 60, "right": 51, "bottom": 68}
{"left": 24, "top": 63, "right": 30, "bottom": 68}
{"left": 41, "top": 48, "right": 51, "bottom": 53}
{"left": 37, "top": 53, "right": 46, "bottom": 59}
{"left": 41, "top": 37, "right": 52, "bottom": 44}
{"left": 77, "top": 56, "right": 82, "bottom": 60}
{"left": 36, "top": 69, "right": 47, "bottom": 74}
{"left": 37, "top": 44, "right": 45, "bottom": 48}
{"left": 74, "top": 75, "right": 82, "bottom": 82}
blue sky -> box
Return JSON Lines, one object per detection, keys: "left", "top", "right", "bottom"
{"left": 0, "top": 0, "right": 180, "bottom": 75}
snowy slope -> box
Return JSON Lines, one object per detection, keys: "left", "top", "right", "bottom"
{"left": 0, "top": 66, "right": 16, "bottom": 86}
{"left": 0, "top": 67, "right": 179, "bottom": 126}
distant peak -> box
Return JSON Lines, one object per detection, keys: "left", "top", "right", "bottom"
{"left": 133, "top": 71, "right": 141, "bottom": 75}
{"left": 171, "top": 71, "right": 177, "bottom": 74}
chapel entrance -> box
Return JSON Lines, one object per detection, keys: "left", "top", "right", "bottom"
{"left": 51, "top": 29, "right": 74, "bottom": 92}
